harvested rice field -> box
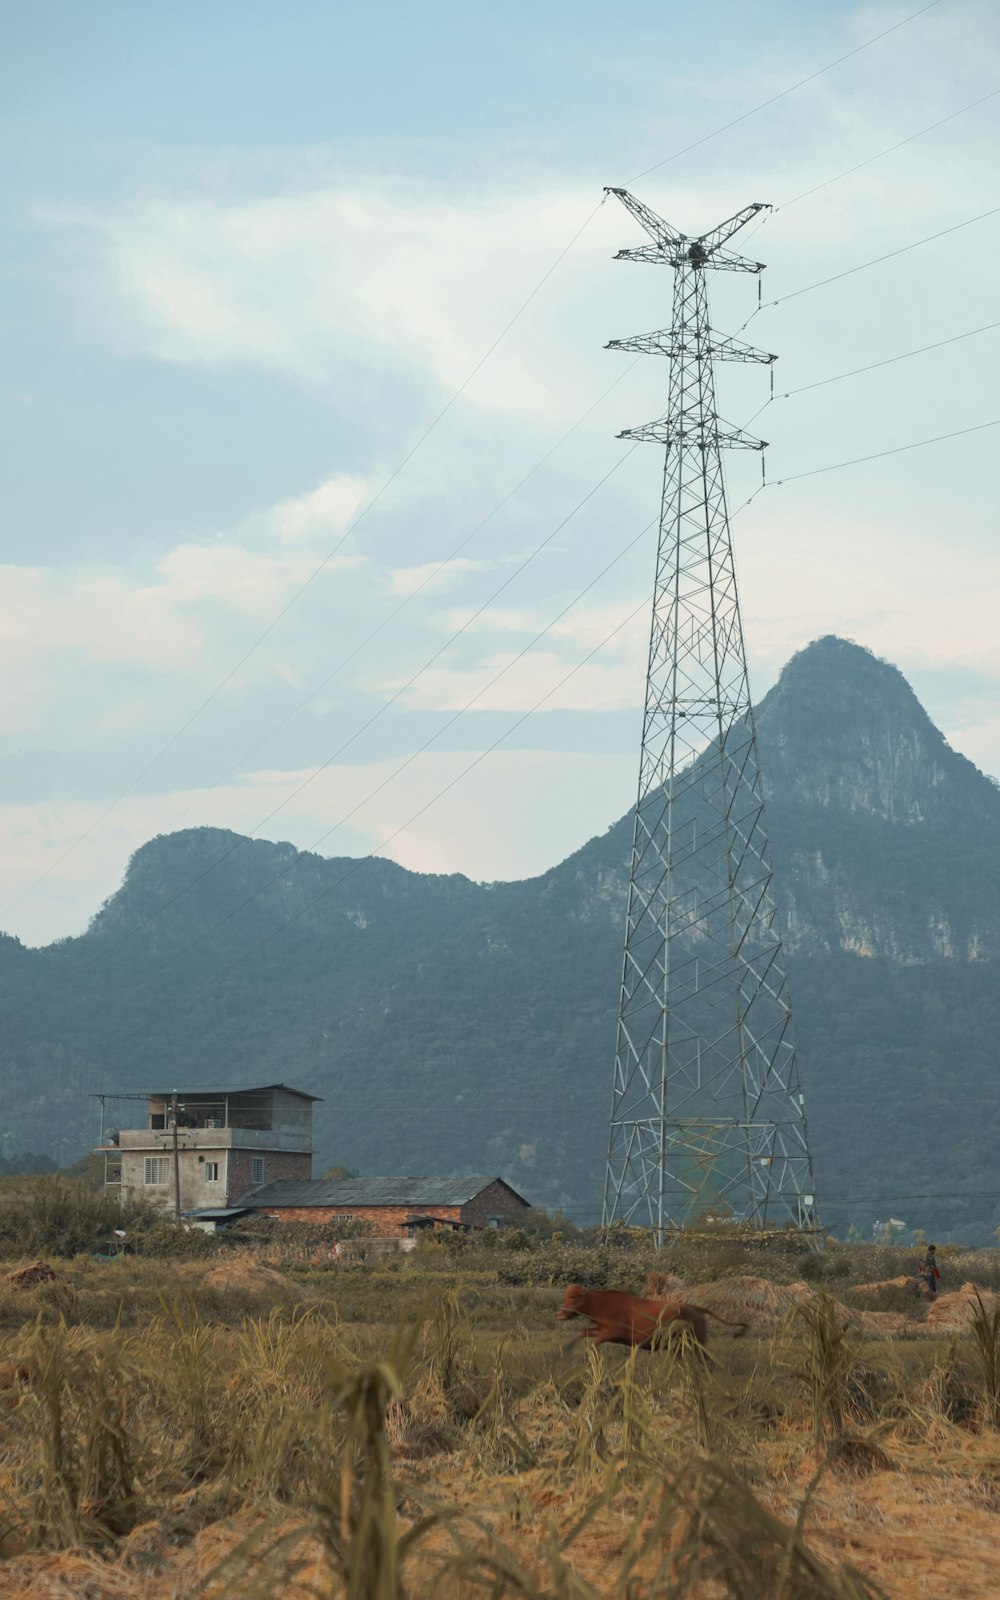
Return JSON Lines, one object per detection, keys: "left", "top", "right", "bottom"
{"left": 0, "top": 1230, "right": 999, "bottom": 1599}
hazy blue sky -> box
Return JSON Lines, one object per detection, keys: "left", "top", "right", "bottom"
{"left": 2, "top": 0, "right": 998, "bottom": 943}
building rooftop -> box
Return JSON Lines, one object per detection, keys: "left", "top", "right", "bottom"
{"left": 182, "top": 1207, "right": 255, "bottom": 1222}
{"left": 146, "top": 1082, "right": 323, "bottom": 1102}
{"left": 242, "top": 1174, "right": 529, "bottom": 1209}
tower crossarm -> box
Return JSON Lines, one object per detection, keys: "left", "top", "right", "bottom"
{"left": 607, "top": 328, "right": 775, "bottom": 364}
{"left": 604, "top": 187, "right": 687, "bottom": 252}
{"left": 694, "top": 203, "right": 770, "bottom": 256}
{"left": 617, "top": 418, "right": 766, "bottom": 449}
{"left": 699, "top": 248, "right": 768, "bottom": 275}
{"left": 606, "top": 189, "right": 769, "bottom": 273}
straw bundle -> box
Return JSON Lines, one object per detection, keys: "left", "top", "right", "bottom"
{"left": 927, "top": 1283, "right": 1000, "bottom": 1333}
{"left": 6, "top": 1260, "right": 58, "bottom": 1291}
{"left": 202, "top": 1260, "right": 305, "bottom": 1297}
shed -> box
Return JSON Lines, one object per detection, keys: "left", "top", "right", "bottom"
{"left": 240, "top": 1174, "right": 530, "bottom": 1236}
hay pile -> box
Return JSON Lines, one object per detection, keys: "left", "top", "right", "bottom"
{"left": 850, "top": 1308, "right": 915, "bottom": 1339}
{"left": 202, "top": 1260, "right": 310, "bottom": 1298}
{"left": 647, "top": 1275, "right": 917, "bottom": 1339}
{"left": 645, "top": 1270, "right": 686, "bottom": 1299}
{"left": 659, "top": 1275, "right": 816, "bottom": 1330}
{"left": 926, "top": 1283, "right": 1000, "bottom": 1333}
{"left": 6, "top": 1261, "right": 58, "bottom": 1292}
{"left": 849, "top": 1276, "right": 922, "bottom": 1299}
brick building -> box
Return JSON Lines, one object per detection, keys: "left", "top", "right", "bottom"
{"left": 98, "top": 1084, "right": 318, "bottom": 1214}
{"left": 241, "top": 1174, "right": 530, "bottom": 1236}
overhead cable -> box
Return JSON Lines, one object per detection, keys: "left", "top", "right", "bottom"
{"left": 776, "top": 320, "right": 1000, "bottom": 398}
{"left": 627, "top": 0, "right": 943, "bottom": 180}
{"left": 766, "top": 204, "right": 1000, "bottom": 309}
{"left": 93, "top": 593, "right": 655, "bottom": 1057}
{"left": 770, "top": 417, "right": 1000, "bottom": 483}
{"left": 2, "top": 0, "right": 949, "bottom": 920}
{"left": 18, "top": 360, "right": 643, "bottom": 943}
{"left": 52, "top": 446, "right": 640, "bottom": 979}
{"left": 777, "top": 85, "right": 1000, "bottom": 210}
{"left": 737, "top": 319, "right": 1000, "bottom": 429}
{"left": 39, "top": 400, "right": 995, "bottom": 1043}
{"left": 0, "top": 199, "right": 609, "bottom": 922}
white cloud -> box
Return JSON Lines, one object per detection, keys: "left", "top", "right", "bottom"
{"left": 42, "top": 183, "right": 609, "bottom": 417}
{"left": 2, "top": 747, "right": 638, "bottom": 946}
{"left": 0, "top": 533, "right": 366, "bottom": 741}
{"left": 11, "top": 7, "right": 1000, "bottom": 953}
{"left": 387, "top": 556, "right": 504, "bottom": 597}
{"left": 270, "top": 474, "right": 375, "bottom": 542}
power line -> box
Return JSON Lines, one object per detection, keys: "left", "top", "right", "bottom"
{"left": 59, "top": 307, "right": 1000, "bottom": 954}
{"left": 18, "top": 359, "right": 642, "bottom": 944}
{"left": 75, "top": 516, "right": 656, "bottom": 1021}
{"left": 23, "top": 305, "right": 1000, "bottom": 945}
{"left": 16, "top": 396, "right": 996, "bottom": 1045}
{"left": 19, "top": 364, "right": 643, "bottom": 940}
{"left": 723, "top": 81, "right": 1000, "bottom": 258}
{"left": 737, "top": 319, "right": 1000, "bottom": 430}
{"left": 2, "top": 0, "right": 949, "bottom": 921}
{"left": 0, "top": 194, "right": 608, "bottom": 923}
{"left": 51, "top": 446, "right": 639, "bottom": 981}
{"left": 777, "top": 85, "right": 1000, "bottom": 211}
{"left": 93, "top": 594, "right": 656, "bottom": 1058}
{"left": 774, "top": 320, "right": 1000, "bottom": 399}
{"left": 766, "top": 204, "right": 1000, "bottom": 310}
{"left": 820, "top": 1192, "right": 1000, "bottom": 1206}
{"left": 32, "top": 297, "right": 984, "bottom": 949}
{"left": 769, "top": 417, "right": 1000, "bottom": 483}
{"left": 627, "top": 0, "right": 943, "bottom": 180}
{"left": 12, "top": 397, "right": 996, "bottom": 995}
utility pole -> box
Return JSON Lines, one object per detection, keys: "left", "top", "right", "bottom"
{"left": 171, "top": 1089, "right": 182, "bottom": 1223}
{"left": 601, "top": 188, "right": 819, "bottom": 1243}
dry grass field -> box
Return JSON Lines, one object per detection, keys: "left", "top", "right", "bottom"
{"left": 0, "top": 1229, "right": 998, "bottom": 1599}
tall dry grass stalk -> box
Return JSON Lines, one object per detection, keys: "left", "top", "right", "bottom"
{"left": 215, "top": 1314, "right": 448, "bottom": 1600}
{"left": 778, "top": 1294, "right": 857, "bottom": 1443}
{"left": 468, "top": 1333, "right": 534, "bottom": 1472}
{"left": 19, "top": 1319, "right": 137, "bottom": 1547}
{"left": 969, "top": 1291, "right": 1000, "bottom": 1425}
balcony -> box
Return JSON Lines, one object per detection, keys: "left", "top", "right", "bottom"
{"left": 114, "top": 1126, "right": 312, "bottom": 1155}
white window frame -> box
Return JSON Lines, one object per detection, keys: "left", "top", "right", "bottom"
{"left": 204, "top": 1162, "right": 220, "bottom": 1182}
{"left": 143, "top": 1156, "right": 170, "bottom": 1186}
{"left": 251, "top": 1156, "right": 265, "bottom": 1185}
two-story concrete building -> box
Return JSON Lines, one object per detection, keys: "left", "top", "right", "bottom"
{"left": 101, "top": 1083, "right": 318, "bottom": 1214}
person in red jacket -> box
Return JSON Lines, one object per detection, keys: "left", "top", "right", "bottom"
{"left": 921, "top": 1244, "right": 941, "bottom": 1299}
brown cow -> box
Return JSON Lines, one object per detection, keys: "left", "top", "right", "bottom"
{"left": 557, "top": 1284, "right": 747, "bottom": 1350}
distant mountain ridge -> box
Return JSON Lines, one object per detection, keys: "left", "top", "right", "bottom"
{"left": 1, "top": 636, "right": 998, "bottom": 1240}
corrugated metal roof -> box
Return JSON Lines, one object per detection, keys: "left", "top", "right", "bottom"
{"left": 182, "top": 1207, "right": 255, "bottom": 1221}
{"left": 242, "top": 1174, "right": 529, "bottom": 1209}
{"left": 147, "top": 1082, "right": 323, "bottom": 1103}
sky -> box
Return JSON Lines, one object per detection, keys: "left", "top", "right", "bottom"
{"left": 2, "top": 0, "right": 999, "bottom": 946}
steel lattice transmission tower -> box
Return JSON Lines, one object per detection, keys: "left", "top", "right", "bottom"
{"left": 601, "top": 188, "right": 819, "bottom": 1241}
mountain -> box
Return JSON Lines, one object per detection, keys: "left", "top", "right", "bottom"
{"left": 1, "top": 636, "right": 998, "bottom": 1242}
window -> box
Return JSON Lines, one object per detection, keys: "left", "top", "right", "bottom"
{"left": 251, "top": 1157, "right": 265, "bottom": 1185}
{"left": 331, "top": 1214, "right": 354, "bottom": 1222}
{"left": 205, "top": 1162, "right": 220, "bottom": 1182}
{"left": 143, "top": 1157, "right": 170, "bottom": 1186}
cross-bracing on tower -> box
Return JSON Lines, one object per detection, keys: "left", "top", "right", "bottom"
{"left": 601, "top": 188, "right": 819, "bottom": 1243}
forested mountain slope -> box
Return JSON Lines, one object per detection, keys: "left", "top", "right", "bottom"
{"left": 1, "top": 636, "right": 998, "bottom": 1240}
